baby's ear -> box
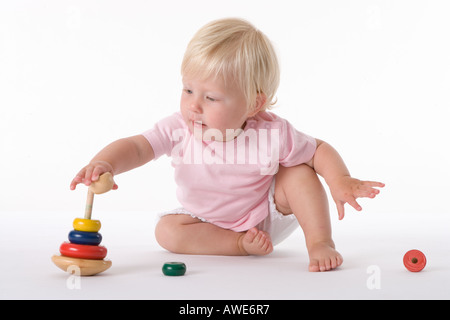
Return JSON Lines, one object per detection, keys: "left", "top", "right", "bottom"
{"left": 248, "top": 93, "right": 267, "bottom": 117}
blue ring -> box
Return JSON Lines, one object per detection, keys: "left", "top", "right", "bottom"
{"left": 68, "top": 230, "right": 102, "bottom": 246}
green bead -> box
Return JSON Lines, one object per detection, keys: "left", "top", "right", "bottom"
{"left": 162, "top": 262, "right": 186, "bottom": 276}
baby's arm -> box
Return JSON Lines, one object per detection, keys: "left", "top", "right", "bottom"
{"left": 306, "top": 139, "right": 384, "bottom": 220}
{"left": 70, "top": 135, "right": 155, "bottom": 190}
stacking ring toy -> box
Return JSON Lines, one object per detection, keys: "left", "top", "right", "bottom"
{"left": 73, "top": 218, "right": 101, "bottom": 233}
{"left": 60, "top": 242, "right": 107, "bottom": 260}
{"left": 403, "top": 249, "right": 426, "bottom": 272}
{"left": 52, "top": 172, "right": 115, "bottom": 276}
{"left": 162, "top": 262, "right": 187, "bottom": 276}
{"left": 68, "top": 230, "right": 102, "bottom": 246}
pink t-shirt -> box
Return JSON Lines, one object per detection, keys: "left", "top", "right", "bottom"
{"left": 142, "top": 111, "right": 316, "bottom": 232}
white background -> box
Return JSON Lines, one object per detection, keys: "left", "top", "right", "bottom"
{"left": 1, "top": 0, "right": 449, "bottom": 300}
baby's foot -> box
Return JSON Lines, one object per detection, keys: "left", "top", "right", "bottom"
{"left": 308, "top": 241, "right": 343, "bottom": 272}
{"left": 238, "top": 227, "right": 273, "bottom": 256}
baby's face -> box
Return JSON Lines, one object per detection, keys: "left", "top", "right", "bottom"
{"left": 180, "top": 74, "right": 250, "bottom": 142}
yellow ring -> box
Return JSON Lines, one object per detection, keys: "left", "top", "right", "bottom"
{"left": 73, "top": 218, "right": 101, "bottom": 232}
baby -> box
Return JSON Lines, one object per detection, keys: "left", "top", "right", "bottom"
{"left": 70, "top": 18, "right": 384, "bottom": 272}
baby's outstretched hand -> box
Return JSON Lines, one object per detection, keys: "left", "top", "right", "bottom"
{"left": 329, "top": 176, "right": 384, "bottom": 220}
{"left": 70, "top": 161, "right": 118, "bottom": 191}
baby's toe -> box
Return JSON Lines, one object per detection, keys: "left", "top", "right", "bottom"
{"left": 309, "top": 260, "right": 320, "bottom": 272}
{"left": 242, "top": 227, "right": 258, "bottom": 243}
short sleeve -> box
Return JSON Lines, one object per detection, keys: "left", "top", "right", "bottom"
{"left": 141, "top": 112, "right": 187, "bottom": 160}
{"left": 278, "top": 119, "right": 317, "bottom": 167}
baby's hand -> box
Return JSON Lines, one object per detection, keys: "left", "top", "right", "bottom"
{"left": 329, "top": 176, "right": 384, "bottom": 220}
{"left": 70, "top": 161, "right": 118, "bottom": 191}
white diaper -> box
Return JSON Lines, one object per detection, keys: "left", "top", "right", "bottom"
{"left": 158, "top": 180, "right": 299, "bottom": 246}
{"left": 256, "top": 179, "right": 299, "bottom": 245}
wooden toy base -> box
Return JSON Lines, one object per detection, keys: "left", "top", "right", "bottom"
{"left": 51, "top": 255, "right": 112, "bottom": 276}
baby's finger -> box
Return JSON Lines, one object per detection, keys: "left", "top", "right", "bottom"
{"left": 356, "top": 185, "right": 381, "bottom": 198}
{"left": 91, "top": 166, "right": 107, "bottom": 182}
{"left": 336, "top": 201, "right": 345, "bottom": 220}
{"left": 70, "top": 167, "right": 88, "bottom": 190}
{"left": 362, "top": 181, "right": 385, "bottom": 188}
{"left": 70, "top": 175, "right": 83, "bottom": 190}
{"left": 347, "top": 197, "right": 362, "bottom": 212}
{"left": 83, "top": 166, "right": 94, "bottom": 186}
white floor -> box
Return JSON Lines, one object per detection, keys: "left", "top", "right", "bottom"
{"left": 1, "top": 210, "right": 449, "bottom": 300}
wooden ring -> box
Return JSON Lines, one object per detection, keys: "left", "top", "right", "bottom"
{"left": 51, "top": 255, "right": 111, "bottom": 276}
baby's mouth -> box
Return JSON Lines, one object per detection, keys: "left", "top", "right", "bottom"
{"left": 193, "top": 120, "right": 206, "bottom": 128}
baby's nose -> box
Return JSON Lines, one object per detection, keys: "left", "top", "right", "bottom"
{"left": 189, "top": 100, "right": 203, "bottom": 113}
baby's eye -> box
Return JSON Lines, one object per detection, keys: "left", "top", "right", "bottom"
{"left": 206, "top": 96, "right": 217, "bottom": 102}
{"left": 184, "top": 89, "right": 193, "bottom": 94}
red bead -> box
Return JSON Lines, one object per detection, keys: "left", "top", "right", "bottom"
{"left": 403, "top": 249, "right": 426, "bottom": 272}
{"left": 59, "top": 242, "right": 107, "bottom": 260}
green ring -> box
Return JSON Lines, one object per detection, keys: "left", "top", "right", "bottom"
{"left": 162, "top": 262, "right": 186, "bottom": 276}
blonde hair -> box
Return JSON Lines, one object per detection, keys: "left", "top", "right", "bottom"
{"left": 181, "top": 18, "right": 280, "bottom": 113}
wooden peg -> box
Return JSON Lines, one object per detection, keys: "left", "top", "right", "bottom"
{"left": 84, "top": 172, "right": 115, "bottom": 220}
{"left": 84, "top": 189, "right": 95, "bottom": 220}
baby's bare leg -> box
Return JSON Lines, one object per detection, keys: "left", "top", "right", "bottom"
{"left": 155, "top": 214, "right": 272, "bottom": 256}
{"left": 274, "top": 164, "right": 343, "bottom": 272}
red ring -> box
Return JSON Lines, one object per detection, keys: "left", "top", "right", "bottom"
{"left": 403, "top": 249, "right": 426, "bottom": 272}
{"left": 59, "top": 242, "right": 107, "bottom": 260}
